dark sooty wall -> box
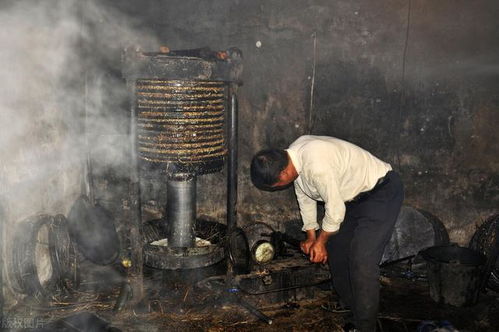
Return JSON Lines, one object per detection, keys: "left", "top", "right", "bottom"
{"left": 104, "top": 0, "right": 499, "bottom": 244}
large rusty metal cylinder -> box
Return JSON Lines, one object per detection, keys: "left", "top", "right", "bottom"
{"left": 136, "top": 79, "right": 227, "bottom": 175}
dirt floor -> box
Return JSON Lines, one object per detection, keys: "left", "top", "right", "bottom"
{"left": 5, "top": 269, "right": 498, "bottom": 332}
{"left": 112, "top": 277, "right": 498, "bottom": 332}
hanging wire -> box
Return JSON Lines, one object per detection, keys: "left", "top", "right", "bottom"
{"left": 396, "top": 0, "right": 412, "bottom": 170}
{"left": 308, "top": 31, "right": 317, "bottom": 134}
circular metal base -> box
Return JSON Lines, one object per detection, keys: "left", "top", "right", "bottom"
{"left": 144, "top": 243, "right": 225, "bottom": 270}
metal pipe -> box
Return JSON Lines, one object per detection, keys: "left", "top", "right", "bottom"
{"left": 167, "top": 176, "right": 196, "bottom": 248}
{"left": 113, "top": 281, "right": 132, "bottom": 312}
{"left": 236, "top": 295, "right": 273, "bottom": 325}
{"left": 227, "top": 91, "right": 238, "bottom": 235}
{"left": 127, "top": 79, "right": 144, "bottom": 303}
{"left": 0, "top": 201, "right": 4, "bottom": 318}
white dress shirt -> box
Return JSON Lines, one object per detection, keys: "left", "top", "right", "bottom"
{"left": 286, "top": 135, "right": 392, "bottom": 233}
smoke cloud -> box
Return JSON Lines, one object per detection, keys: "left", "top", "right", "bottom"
{"left": 0, "top": 0, "right": 158, "bottom": 221}
{"left": 0, "top": 0, "right": 159, "bottom": 303}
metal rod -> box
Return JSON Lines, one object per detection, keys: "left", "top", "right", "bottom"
{"left": 237, "top": 281, "right": 328, "bottom": 296}
{"left": 227, "top": 90, "right": 238, "bottom": 235}
{"left": 128, "top": 79, "right": 144, "bottom": 304}
{"left": 167, "top": 176, "right": 196, "bottom": 248}
{"left": 113, "top": 281, "right": 132, "bottom": 312}
{"left": 225, "top": 88, "right": 239, "bottom": 283}
{"left": 0, "top": 201, "right": 4, "bottom": 318}
{"left": 236, "top": 295, "right": 273, "bottom": 325}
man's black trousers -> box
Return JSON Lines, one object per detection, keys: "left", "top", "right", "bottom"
{"left": 327, "top": 171, "right": 404, "bottom": 332}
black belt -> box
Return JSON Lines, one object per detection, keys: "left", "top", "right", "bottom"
{"left": 351, "top": 173, "right": 391, "bottom": 202}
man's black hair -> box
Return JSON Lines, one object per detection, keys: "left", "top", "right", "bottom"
{"left": 250, "top": 149, "right": 289, "bottom": 191}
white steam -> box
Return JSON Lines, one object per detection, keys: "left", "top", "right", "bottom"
{"left": 0, "top": 0, "right": 160, "bottom": 303}
{"left": 0, "top": 0, "right": 158, "bottom": 222}
{"left": 0, "top": 1, "right": 83, "bottom": 221}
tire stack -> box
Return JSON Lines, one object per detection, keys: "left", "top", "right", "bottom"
{"left": 8, "top": 214, "right": 80, "bottom": 302}
{"left": 469, "top": 213, "right": 499, "bottom": 292}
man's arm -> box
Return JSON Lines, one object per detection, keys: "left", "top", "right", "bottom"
{"left": 295, "top": 184, "right": 323, "bottom": 258}
{"left": 307, "top": 172, "right": 345, "bottom": 263}
{"left": 294, "top": 183, "right": 319, "bottom": 231}
{"left": 315, "top": 173, "right": 346, "bottom": 233}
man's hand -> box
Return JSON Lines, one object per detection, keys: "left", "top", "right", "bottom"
{"left": 300, "top": 238, "right": 315, "bottom": 254}
{"left": 306, "top": 230, "right": 334, "bottom": 264}
{"left": 300, "top": 229, "right": 317, "bottom": 254}
{"left": 309, "top": 241, "right": 328, "bottom": 264}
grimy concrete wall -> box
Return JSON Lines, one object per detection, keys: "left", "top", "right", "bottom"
{"left": 109, "top": 0, "right": 499, "bottom": 244}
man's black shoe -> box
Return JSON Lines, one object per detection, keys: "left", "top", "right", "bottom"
{"left": 343, "top": 322, "right": 358, "bottom": 332}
